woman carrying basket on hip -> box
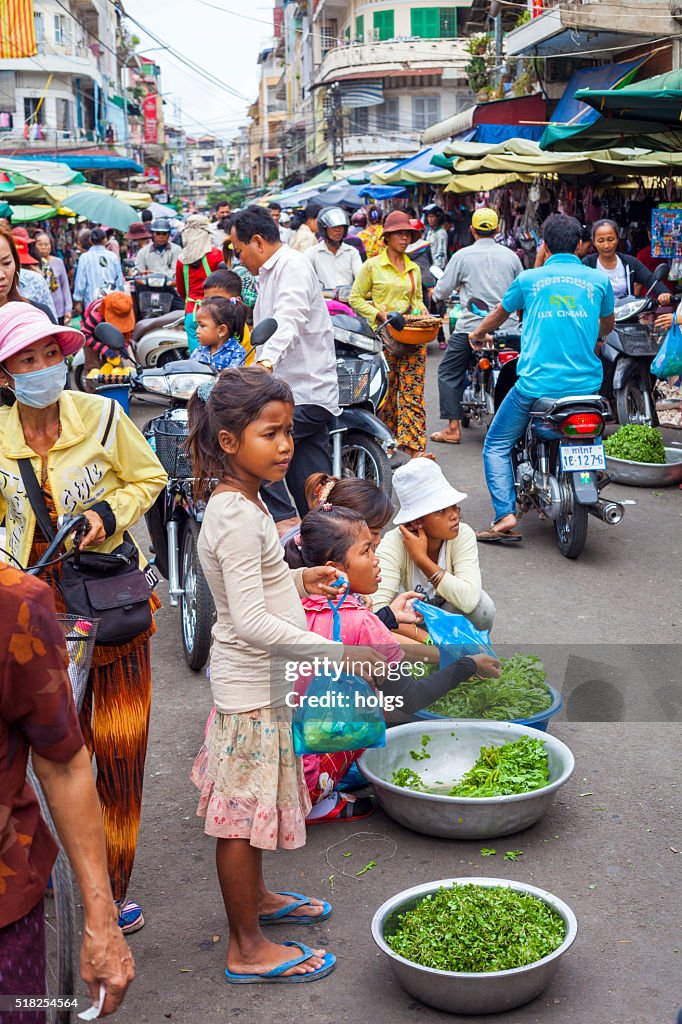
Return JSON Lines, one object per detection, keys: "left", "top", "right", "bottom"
{"left": 176, "top": 215, "right": 223, "bottom": 354}
{"left": 349, "top": 211, "right": 429, "bottom": 456}
{"left": 0, "top": 301, "right": 167, "bottom": 934}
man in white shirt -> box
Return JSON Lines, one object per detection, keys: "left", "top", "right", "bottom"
{"left": 305, "top": 206, "right": 362, "bottom": 290}
{"left": 135, "top": 218, "right": 182, "bottom": 276}
{"left": 231, "top": 206, "right": 341, "bottom": 526}
{"left": 268, "top": 202, "right": 292, "bottom": 245}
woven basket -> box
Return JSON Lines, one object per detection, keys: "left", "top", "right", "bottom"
{"left": 388, "top": 313, "right": 442, "bottom": 346}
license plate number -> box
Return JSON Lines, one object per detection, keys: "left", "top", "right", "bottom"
{"left": 560, "top": 444, "right": 606, "bottom": 471}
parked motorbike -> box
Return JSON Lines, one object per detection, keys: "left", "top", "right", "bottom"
{"left": 132, "top": 272, "right": 183, "bottom": 322}
{"left": 472, "top": 299, "right": 624, "bottom": 559}
{"left": 329, "top": 303, "right": 401, "bottom": 492}
{"left": 461, "top": 336, "right": 520, "bottom": 430}
{"left": 600, "top": 262, "right": 669, "bottom": 426}
{"left": 72, "top": 309, "right": 189, "bottom": 391}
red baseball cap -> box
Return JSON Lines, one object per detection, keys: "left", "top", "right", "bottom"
{"left": 12, "top": 235, "right": 38, "bottom": 265}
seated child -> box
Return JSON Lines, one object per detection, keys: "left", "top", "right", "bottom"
{"left": 284, "top": 504, "right": 499, "bottom": 823}
{"left": 194, "top": 295, "right": 249, "bottom": 371}
{"left": 374, "top": 458, "right": 496, "bottom": 635}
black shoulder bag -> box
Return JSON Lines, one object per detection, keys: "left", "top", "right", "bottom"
{"left": 19, "top": 428, "right": 157, "bottom": 646}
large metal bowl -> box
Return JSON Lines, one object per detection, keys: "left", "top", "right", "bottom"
{"left": 372, "top": 877, "right": 578, "bottom": 1014}
{"left": 605, "top": 447, "right": 682, "bottom": 486}
{"left": 358, "top": 720, "right": 574, "bottom": 839}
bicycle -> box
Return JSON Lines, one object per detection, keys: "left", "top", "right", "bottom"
{"left": 16, "top": 513, "right": 98, "bottom": 1024}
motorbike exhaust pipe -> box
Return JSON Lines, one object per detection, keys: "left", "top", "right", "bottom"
{"left": 587, "top": 500, "right": 624, "bottom": 525}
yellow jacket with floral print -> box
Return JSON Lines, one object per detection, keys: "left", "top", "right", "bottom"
{"left": 0, "top": 389, "right": 167, "bottom": 570}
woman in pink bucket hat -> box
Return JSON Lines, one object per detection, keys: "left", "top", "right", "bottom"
{"left": 0, "top": 300, "right": 167, "bottom": 935}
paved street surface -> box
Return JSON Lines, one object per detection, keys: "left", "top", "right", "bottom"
{"left": 106, "top": 349, "right": 680, "bottom": 1023}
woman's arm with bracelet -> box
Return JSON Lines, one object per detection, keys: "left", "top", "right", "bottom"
{"left": 379, "top": 655, "right": 499, "bottom": 715}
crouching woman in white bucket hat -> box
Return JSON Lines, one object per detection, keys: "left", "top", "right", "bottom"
{"left": 373, "top": 458, "right": 495, "bottom": 633}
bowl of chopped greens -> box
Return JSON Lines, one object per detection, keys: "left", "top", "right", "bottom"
{"left": 372, "top": 877, "right": 577, "bottom": 1014}
{"left": 415, "top": 654, "right": 562, "bottom": 731}
{"left": 603, "top": 424, "right": 682, "bottom": 486}
{"left": 358, "top": 721, "right": 574, "bottom": 839}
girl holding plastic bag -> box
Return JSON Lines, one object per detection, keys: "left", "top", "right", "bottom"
{"left": 284, "top": 505, "right": 500, "bottom": 823}
{"left": 186, "top": 368, "right": 388, "bottom": 985}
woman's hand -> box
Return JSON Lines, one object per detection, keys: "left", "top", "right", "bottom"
{"left": 470, "top": 654, "right": 501, "bottom": 679}
{"left": 303, "top": 566, "right": 348, "bottom": 599}
{"left": 80, "top": 914, "right": 135, "bottom": 1016}
{"left": 399, "top": 523, "right": 429, "bottom": 566}
{"left": 376, "top": 309, "right": 388, "bottom": 324}
{"left": 81, "top": 510, "right": 106, "bottom": 549}
{"left": 388, "top": 590, "right": 424, "bottom": 625}
{"left": 658, "top": 292, "right": 673, "bottom": 306}
{"left": 655, "top": 312, "right": 677, "bottom": 332}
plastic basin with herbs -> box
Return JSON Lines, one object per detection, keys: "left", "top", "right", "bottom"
{"left": 605, "top": 447, "right": 682, "bottom": 487}
{"left": 358, "top": 721, "right": 574, "bottom": 840}
{"left": 415, "top": 682, "right": 563, "bottom": 732}
{"left": 371, "top": 877, "right": 578, "bottom": 1015}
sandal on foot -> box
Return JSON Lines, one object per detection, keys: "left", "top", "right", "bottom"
{"left": 306, "top": 796, "right": 374, "bottom": 824}
{"left": 430, "top": 430, "right": 461, "bottom": 445}
{"left": 476, "top": 529, "right": 522, "bottom": 544}
{"left": 225, "top": 940, "right": 336, "bottom": 984}
{"left": 260, "top": 892, "right": 332, "bottom": 926}
{"left": 116, "top": 899, "right": 145, "bottom": 934}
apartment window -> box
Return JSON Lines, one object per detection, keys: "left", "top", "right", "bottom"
{"left": 34, "top": 12, "right": 44, "bottom": 50}
{"left": 377, "top": 98, "right": 400, "bottom": 132}
{"left": 410, "top": 7, "right": 457, "bottom": 38}
{"left": 412, "top": 95, "right": 440, "bottom": 132}
{"left": 321, "top": 19, "right": 337, "bottom": 58}
{"left": 53, "top": 14, "right": 69, "bottom": 46}
{"left": 55, "top": 98, "right": 72, "bottom": 133}
{"left": 355, "top": 14, "right": 364, "bottom": 42}
{"left": 349, "top": 106, "right": 369, "bottom": 134}
{"left": 373, "top": 9, "right": 394, "bottom": 41}
{"left": 24, "top": 97, "right": 44, "bottom": 126}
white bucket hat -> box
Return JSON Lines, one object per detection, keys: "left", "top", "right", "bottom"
{"left": 392, "top": 458, "right": 467, "bottom": 525}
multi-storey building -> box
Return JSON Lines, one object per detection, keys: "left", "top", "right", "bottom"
{"left": 185, "top": 134, "right": 228, "bottom": 208}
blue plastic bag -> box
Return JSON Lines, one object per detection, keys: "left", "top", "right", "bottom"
{"left": 652, "top": 318, "right": 682, "bottom": 379}
{"left": 291, "top": 589, "right": 386, "bottom": 756}
{"left": 414, "top": 601, "right": 497, "bottom": 668}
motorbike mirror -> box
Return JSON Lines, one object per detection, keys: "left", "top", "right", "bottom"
{"left": 93, "top": 322, "right": 126, "bottom": 350}
{"left": 653, "top": 262, "right": 669, "bottom": 281}
{"left": 386, "top": 312, "right": 405, "bottom": 331}
{"left": 467, "top": 297, "right": 490, "bottom": 317}
{"left": 250, "top": 317, "right": 278, "bottom": 347}
{"left": 430, "top": 265, "right": 444, "bottom": 280}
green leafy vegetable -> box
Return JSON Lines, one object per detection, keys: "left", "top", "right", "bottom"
{"left": 427, "top": 655, "right": 552, "bottom": 720}
{"left": 411, "top": 635, "right": 438, "bottom": 680}
{"left": 355, "top": 860, "right": 376, "bottom": 877}
{"left": 480, "top": 848, "right": 497, "bottom": 857}
{"left": 448, "top": 736, "right": 549, "bottom": 798}
{"left": 603, "top": 424, "right": 666, "bottom": 464}
{"left": 410, "top": 734, "right": 432, "bottom": 761}
{"left": 391, "top": 767, "right": 426, "bottom": 790}
{"left": 504, "top": 850, "right": 523, "bottom": 861}
{"left": 387, "top": 884, "right": 566, "bottom": 972}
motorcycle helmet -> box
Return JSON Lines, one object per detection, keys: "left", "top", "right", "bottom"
{"left": 150, "top": 217, "right": 172, "bottom": 234}
{"left": 318, "top": 206, "right": 350, "bottom": 241}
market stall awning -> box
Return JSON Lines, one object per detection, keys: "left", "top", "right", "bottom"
{"left": 0, "top": 157, "right": 85, "bottom": 187}
{"left": 13, "top": 151, "right": 143, "bottom": 173}
{"left": 370, "top": 147, "right": 451, "bottom": 185}
{"left": 539, "top": 57, "right": 651, "bottom": 152}
{"left": 9, "top": 204, "right": 58, "bottom": 222}
{"left": 422, "top": 95, "right": 547, "bottom": 146}
{"left": 445, "top": 172, "right": 535, "bottom": 193}
{"left": 567, "top": 69, "right": 682, "bottom": 153}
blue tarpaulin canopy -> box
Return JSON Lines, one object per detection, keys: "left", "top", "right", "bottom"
{"left": 12, "top": 153, "right": 144, "bottom": 172}
{"left": 358, "top": 184, "right": 407, "bottom": 199}
{"left": 540, "top": 57, "right": 650, "bottom": 151}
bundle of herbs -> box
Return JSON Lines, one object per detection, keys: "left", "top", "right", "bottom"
{"left": 448, "top": 735, "right": 548, "bottom": 798}
{"left": 387, "top": 884, "right": 566, "bottom": 972}
{"left": 426, "top": 654, "right": 552, "bottom": 720}
{"left": 603, "top": 424, "right": 666, "bottom": 464}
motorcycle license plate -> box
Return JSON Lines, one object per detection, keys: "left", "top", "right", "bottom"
{"left": 560, "top": 443, "right": 606, "bottom": 472}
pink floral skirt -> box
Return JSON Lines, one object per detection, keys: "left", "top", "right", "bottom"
{"left": 191, "top": 706, "right": 311, "bottom": 850}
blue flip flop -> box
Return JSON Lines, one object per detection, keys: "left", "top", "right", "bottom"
{"left": 259, "top": 891, "right": 332, "bottom": 926}
{"left": 224, "top": 940, "right": 336, "bottom": 985}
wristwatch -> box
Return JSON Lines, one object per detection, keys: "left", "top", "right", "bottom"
{"left": 257, "top": 359, "right": 274, "bottom": 371}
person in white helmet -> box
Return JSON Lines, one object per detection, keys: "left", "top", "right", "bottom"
{"left": 305, "top": 207, "right": 361, "bottom": 289}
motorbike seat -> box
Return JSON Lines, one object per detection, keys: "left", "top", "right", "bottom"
{"left": 531, "top": 395, "right": 604, "bottom": 415}
{"left": 132, "top": 310, "right": 185, "bottom": 342}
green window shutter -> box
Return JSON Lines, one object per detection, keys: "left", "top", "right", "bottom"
{"left": 355, "top": 14, "right": 364, "bottom": 41}
{"left": 373, "top": 9, "right": 395, "bottom": 41}
{"left": 345, "top": 25, "right": 350, "bottom": 42}
{"left": 411, "top": 8, "right": 440, "bottom": 38}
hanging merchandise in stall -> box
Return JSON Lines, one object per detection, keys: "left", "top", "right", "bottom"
{"left": 651, "top": 205, "right": 682, "bottom": 259}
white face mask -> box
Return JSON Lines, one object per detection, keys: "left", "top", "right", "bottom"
{"left": 10, "top": 360, "right": 67, "bottom": 408}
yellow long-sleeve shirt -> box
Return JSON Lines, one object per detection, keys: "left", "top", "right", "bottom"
{"left": 349, "top": 248, "right": 427, "bottom": 329}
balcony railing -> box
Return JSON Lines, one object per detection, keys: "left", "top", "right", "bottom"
{"left": 315, "top": 36, "right": 468, "bottom": 85}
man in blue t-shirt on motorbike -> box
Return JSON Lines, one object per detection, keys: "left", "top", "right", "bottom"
{"left": 469, "top": 214, "right": 615, "bottom": 542}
